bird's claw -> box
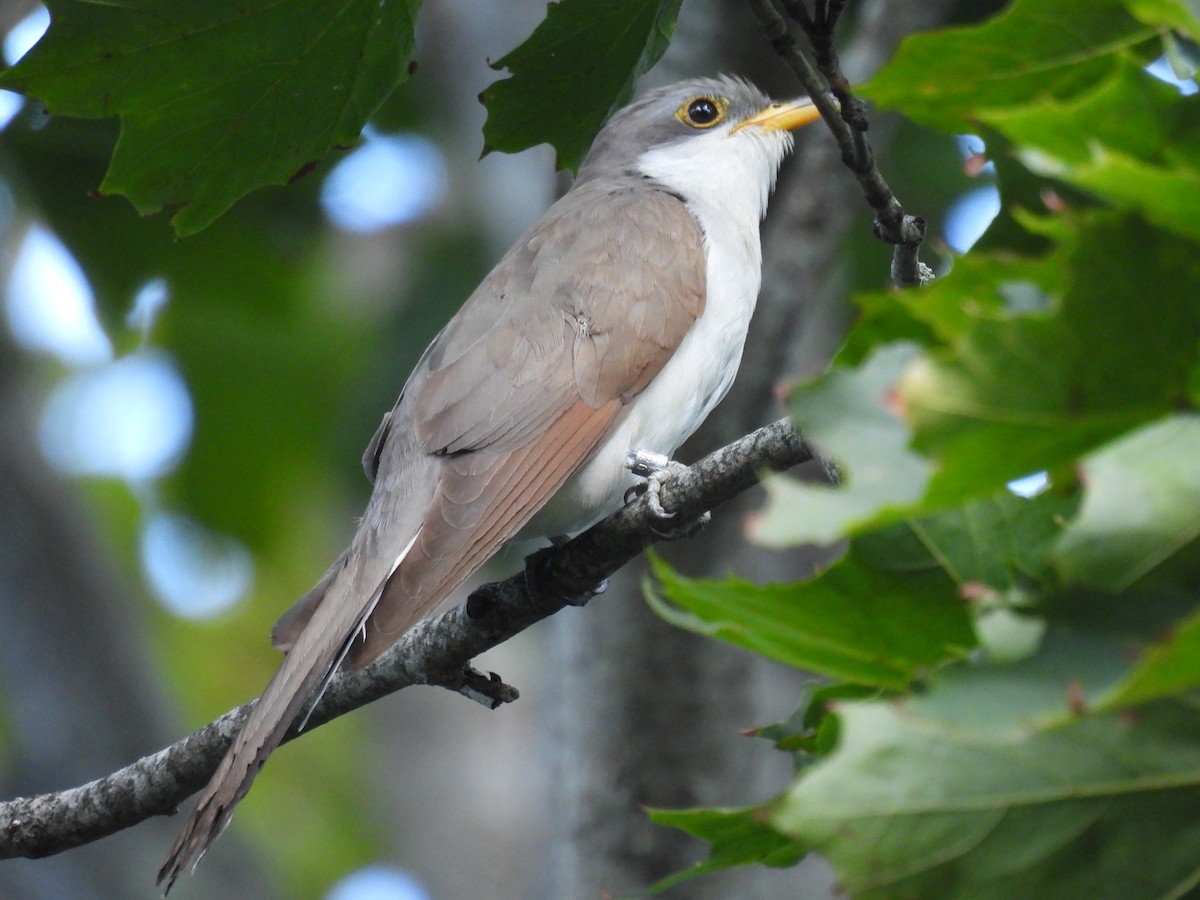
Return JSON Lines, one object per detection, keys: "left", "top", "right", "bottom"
{"left": 651, "top": 509, "right": 711, "bottom": 541}
{"left": 624, "top": 450, "right": 711, "bottom": 540}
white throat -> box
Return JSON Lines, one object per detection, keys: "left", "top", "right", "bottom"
{"left": 634, "top": 125, "right": 792, "bottom": 227}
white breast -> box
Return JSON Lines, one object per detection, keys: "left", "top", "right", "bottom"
{"left": 524, "top": 123, "right": 790, "bottom": 538}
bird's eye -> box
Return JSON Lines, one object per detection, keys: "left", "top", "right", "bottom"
{"left": 677, "top": 96, "right": 726, "bottom": 129}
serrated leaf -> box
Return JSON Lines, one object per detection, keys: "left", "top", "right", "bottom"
{"left": 773, "top": 698, "right": 1200, "bottom": 899}
{"left": 860, "top": 0, "right": 1156, "bottom": 132}
{"left": 756, "top": 682, "right": 881, "bottom": 758}
{"left": 645, "top": 545, "right": 974, "bottom": 689}
{"left": 480, "top": 0, "right": 682, "bottom": 171}
{"left": 1, "top": 0, "right": 420, "bottom": 234}
{"left": 648, "top": 806, "right": 807, "bottom": 892}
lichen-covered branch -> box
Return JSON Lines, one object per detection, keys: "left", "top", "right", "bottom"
{"left": 0, "top": 418, "right": 815, "bottom": 860}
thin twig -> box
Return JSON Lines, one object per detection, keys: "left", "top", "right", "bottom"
{"left": 746, "top": 0, "right": 848, "bottom": 150}
{"left": 0, "top": 418, "right": 815, "bottom": 860}
{"left": 749, "top": 0, "right": 933, "bottom": 287}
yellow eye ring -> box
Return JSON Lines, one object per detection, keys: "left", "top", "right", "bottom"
{"left": 676, "top": 96, "right": 727, "bottom": 129}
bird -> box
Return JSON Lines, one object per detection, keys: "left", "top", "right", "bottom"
{"left": 158, "top": 74, "right": 821, "bottom": 888}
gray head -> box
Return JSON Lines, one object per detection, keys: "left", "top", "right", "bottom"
{"left": 576, "top": 75, "right": 820, "bottom": 220}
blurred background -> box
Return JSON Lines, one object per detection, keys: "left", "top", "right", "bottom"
{"left": 0, "top": 0, "right": 1008, "bottom": 897}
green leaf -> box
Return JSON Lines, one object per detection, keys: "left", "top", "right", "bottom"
{"left": 904, "top": 214, "right": 1200, "bottom": 504}
{"left": 1, "top": 0, "right": 420, "bottom": 234}
{"left": 839, "top": 252, "right": 1066, "bottom": 367}
{"left": 480, "top": 0, "right": 682, "bottom": 171}
{"left": 864, "top": 1, "right": 1200, "bottom": 244}
{"left": 773, "top": 698, "right": 1200, "bottom": 899}
{"left": 873, "top": 491, "right": 1080, "bottom": 664}
{"left": 1056, "top": 415, "right": 1200, "bottom": 591}
{"left": 906, "top": 628, "right": 1137, "bottom": 734}
{"left": 861, "top": 0, "right": 1157, "bottom": 133}
{"left": 648, "top": 806, "right": 807, "bottom": 892}
{"left": 899, "top": 489, "right": 1080, "bottom": 592}
{"left": 987, "top": 60, "right": 1200, "bottom": 242}
{"left": 645, "top": 543, "right": 974, "bottom": 689}
{"left": 753, "top": 343, "right": 932, "bottom": 545}
{"left": 1104, "top": 594, "right": 1200, "bottom": 708}
{"left": 754, "top": 682, "right": 882, "bottom": 758}
{"left": 986, "top": 60, "right": 1194, "bottom": 170}
{"left": 1124, "top": 0, "right": 1200, "bottom": 41}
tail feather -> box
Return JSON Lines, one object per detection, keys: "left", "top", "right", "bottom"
{"left": 296, "top": 532, "right": 420, "bottom": 732}
{"left": 269, "top": 548, "right": 348, "bottom": 653}
{"left": 156, "top": 533, "right": 417, "bottom": 891}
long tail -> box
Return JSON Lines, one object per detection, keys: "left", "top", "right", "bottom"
{"left": 156, "top": 534, "right": 415, "bottom": 891}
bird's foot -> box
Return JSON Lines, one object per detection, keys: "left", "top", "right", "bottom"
{"left": 624, "top": 449, "right": 712, "bottom": 540}
{"left": 523, "top": 542, "right": 607, "bottom": 607}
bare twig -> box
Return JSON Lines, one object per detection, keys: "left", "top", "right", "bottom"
{"left": 0, "top": 418, "right": 815, "bottom": 860}
{"left": 748, "top": 0, "right": 933, "bottom": 288}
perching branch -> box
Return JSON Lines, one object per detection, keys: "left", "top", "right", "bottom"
{"left": 748, "top": 0, "right": 933, "bottom": 288}
{"left": 0, "top": 418, "right": 815, "bottom": 860}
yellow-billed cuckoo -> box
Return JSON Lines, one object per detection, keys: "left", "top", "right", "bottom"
{"left": 159, "top": 75, "right": 820, "bottom": 887}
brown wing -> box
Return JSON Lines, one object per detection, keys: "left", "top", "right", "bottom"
{"left": 415, "top": 182, "right": 707, "bottom": 453}
{"left": 348, "top": 183, "right": 706, "bottom": 665}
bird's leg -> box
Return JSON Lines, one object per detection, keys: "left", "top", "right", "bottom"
{"left": 624, "top": 449, "right": 712, "bottom": 540}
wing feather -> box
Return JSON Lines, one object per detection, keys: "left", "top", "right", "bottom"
{"left": 349, "top": 400, "right": 620, "bottom": 665}
{"left": 291, "top": 183, "right": 705, "bottom": 667}
{"left": 414, "top": 183, "right": 705, "bottom": 453}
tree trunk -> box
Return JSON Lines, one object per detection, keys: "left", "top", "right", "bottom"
{"left": 548, "top": 2, "right": 962, "bottom": 896}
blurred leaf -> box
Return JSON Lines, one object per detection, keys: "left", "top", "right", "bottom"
{"left": 1104, "top": 590, "right": 1200, "bottom": 708}
{"left": 1, "top": 0, "right": 421, "bottom": 234}
{"left": 904, "top": 629, "right": 1136, "bottom": 735}
{"left": 971, "top": 131, "right": 1074, "bottom": 255}
{"left": 895, "top": 489, "right": 1080, "bottom": 592}
{"left": 1124, "top": 0, "right": 1200, "bottom": 40}
{"left": 988, "top": 60, "right": 1200, "bottom": 242}
{"left": 753, "top": 343, "right": 931, "bottom": 545}
{"left": 839, "top": 253, "right": 1064, "bottom": 367}
{"left": 986, "top": 60, "right": 1192, "bottom": 169}
{"left": 774, "top": 699, "right": 1200, "bottom": 899}
{"left": 1056, "top": 415, "right": 1200, "bottom": 591}
{"left": 480, "top": 0, "right": 682, "bottom": 170}
{"left": 861, "top": 0, "right": 1157, "bottom": 132}
{"left": 904, "top": 214, "right": 1200, "bottom": 504}
{"left": 755, "top": 682, "right": 882, "bottom": 758}
{"left": 1, "top": 112, "right": 389, "bottom": 556}
{"left": 648, "top": 805, "right": 807, "bottom": 891}
{"left": 1, "top": 43, "right": 452, "bottom": 892}
{"left": 645, "top": 540, "right": 974, "bottom": 689}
